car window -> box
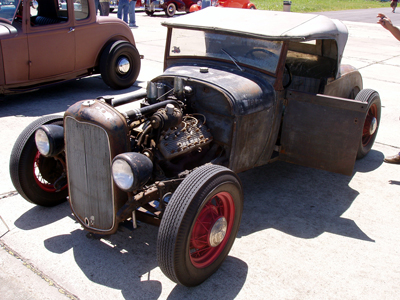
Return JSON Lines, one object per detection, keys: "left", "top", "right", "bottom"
{"left": 286, "top": 40, "right": 337, "bottom": 79}
{"left": 30, "top": 0, "right": 68, "bottom": 26}
{"left": 0, "top": 0, "right": 19, "bottom": 23}
{"left": 74, "top": 0, "right": 88, "bottom": 20}
{"left": 169, "top": 28, "right": 282, "bottom": 75}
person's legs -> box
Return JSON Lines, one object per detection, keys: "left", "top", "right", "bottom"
{"left": 117, "top": 1, "right": 123, "bottom": 19}
{"left": 129, "top": 1, "right": 136, "bottom": 26}
{"left": 123, "top": 3, "right": 129, "bottom": 23}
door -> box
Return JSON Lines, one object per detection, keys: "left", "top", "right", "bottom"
{"left": 27, "top": 0, "right": 75, "bottom": 80}
{"left": 279, "top": 90, "right": 367, "bottom": 176}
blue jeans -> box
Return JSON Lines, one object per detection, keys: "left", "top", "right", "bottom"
{"left": 129, "top": 1, "right": 136, "bottom": 25}
{"left": 117, "top": 0, "right": 129, "bottom": 23}
{"left": 95, "top": 0, "right": 99, "bottom": 15}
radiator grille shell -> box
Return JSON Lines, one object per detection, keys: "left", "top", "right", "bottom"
{"left": 64, "top": 100, "right": 129, "bottom": 234}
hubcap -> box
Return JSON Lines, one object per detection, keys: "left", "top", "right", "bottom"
{"left": 209, "top": 217, "right": 227, "bottom": 247}
{"left": 117, "top": 57, "right": 130, "bottom": 75}
{"left": 369, "top": 117, "right": 377, "bottom": 135}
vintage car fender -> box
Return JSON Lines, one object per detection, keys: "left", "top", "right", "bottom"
{"left": 324, "top": 64, "right": 363, "bottom": 99}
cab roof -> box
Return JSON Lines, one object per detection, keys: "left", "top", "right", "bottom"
{"left": 162, "top": 7, "right": 348, "bottom": 57}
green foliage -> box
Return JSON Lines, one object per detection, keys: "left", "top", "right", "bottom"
{"left": 253, "top": 0, "right": 388, "bottom": 13}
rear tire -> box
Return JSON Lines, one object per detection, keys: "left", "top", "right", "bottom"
{"left": 157, "top": 165, "right": 243, "bottom": 286}
{"left": 9, "top": 115, "right": 68, "bottom": 207}
{"left": 355, "top": 89, "right": 381, "bottom": 159}
{"left": 100, "top": 41, "right": 141, "bottom": 90}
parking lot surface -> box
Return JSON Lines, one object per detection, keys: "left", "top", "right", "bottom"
{"left": 1, "top": 9, "right": 400, "bottom": 300}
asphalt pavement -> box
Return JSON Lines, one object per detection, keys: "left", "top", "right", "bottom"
{"left": 1, "top": 8, "right": 400, "bottom": 300}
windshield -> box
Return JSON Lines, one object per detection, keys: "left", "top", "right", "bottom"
{"left": 169, "top": 28, "right": 283, "bottom": 74}
{"left": 0, "top": 0, "right": 19, "bottom": 23}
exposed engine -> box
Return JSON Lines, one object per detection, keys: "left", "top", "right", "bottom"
{"left": 122, "top": 79, "right": 216, "bottom": 180}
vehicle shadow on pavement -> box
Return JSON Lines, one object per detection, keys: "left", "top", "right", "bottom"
{"left": 237, "top": 150, "right": 383, "bottom": 243}
{"left": 13, "top": 201, "right": 71, "bottom": 231}
{"left": 41, "top": 221, "right": 247, "bottom": 299}
{"left": 0, "top": 77, "right": 146, "bottom": 118}
{"left": 13, "top": 200, "right": 247, "bottom": 299}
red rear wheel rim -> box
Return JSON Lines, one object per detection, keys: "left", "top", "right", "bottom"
{"left": 33, "top": 151, "right": 66, "bottom": 192}
{"left": 362, "top": 103, "right": 378, "bottom": 147}
{"left": 190, "top": 191, "right": 235, "bottom": 268}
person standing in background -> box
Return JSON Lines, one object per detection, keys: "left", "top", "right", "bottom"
{"left": 391, "top": 0, "right": 398, "bottom": 13}
{"left": 129, "top": 0, "right": 137, "bottom": 27}
{"left": 378, "top": 13, "right": 400, "bottom": 163}
{"left": 118, "top": 0, "right": 129, "bottom": 23}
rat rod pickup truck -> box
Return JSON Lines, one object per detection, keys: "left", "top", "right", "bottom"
{"left": 10, "top": 8, "right": 380, "bottom": 286}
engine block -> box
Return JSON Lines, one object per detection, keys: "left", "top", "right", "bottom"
{"left": 158, "top": 116, "right": 213, "bottom": 160}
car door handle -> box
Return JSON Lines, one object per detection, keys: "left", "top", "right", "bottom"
{"left": 68, "top": 27, "right": 75, "bottom": 33}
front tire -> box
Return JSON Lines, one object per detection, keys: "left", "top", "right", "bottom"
{"left": 99, "top": 41, "right": 141, "bottom": 90}
{"left": 355, "top": 89, "right": 381, "bottom": 159}
{"left": 165, "top": 3, "right": 176, "bottom": 17}
{"left": 157, "top": 165, "right": 243, "bottom": 286}
{"left": 9, "top": 115, "right": 68, "bottom": 207}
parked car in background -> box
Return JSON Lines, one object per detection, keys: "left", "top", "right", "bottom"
{"left": 10, "top": 8, "right": 380, "bottom": 287}
{"left": 189, "top": 0, "right": 255, "bottom": 12}
{"left": 143, "top": 0, "right": 197, "bottom": 17}
{"left": 0, "top": 0, "right": 141, "bottom": 94}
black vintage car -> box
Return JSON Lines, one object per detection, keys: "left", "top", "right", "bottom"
{"left": 10, "top": 8, "right": 380, "bottom": 286}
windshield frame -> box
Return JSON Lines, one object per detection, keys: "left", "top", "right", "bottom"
{"left": 165, "top": 27, "right": 284, "bottom": 76}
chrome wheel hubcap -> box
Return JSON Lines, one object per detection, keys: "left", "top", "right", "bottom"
{"left": 369, "top": 117, "right": 377, "bottom": 135}
{"left": 209, "top": 217, "right": 227, "bottom": 247}
{"left": 117, "top": 57, "right": 130, "bottom": 75}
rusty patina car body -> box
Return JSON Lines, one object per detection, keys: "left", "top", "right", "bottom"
{"left": 10, "top": 8, "right": 380, "bottom": 287}
{"left": 0, "top": 0, "right": 140, "bottom": 94}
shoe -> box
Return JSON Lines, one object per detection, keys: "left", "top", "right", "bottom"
{"left": 129, "top": 24, "right": 137, "bottom": 27}
{"left": 384, "top": 153, "right": 400, "bottom": 164}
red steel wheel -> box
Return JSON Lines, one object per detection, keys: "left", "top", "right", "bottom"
{"left": 190, "top": 191, "right": 235, "bottom": 268}
{"left": 361, "top": 103, "right": 378, "bottom": 147}
{"left": 355, "top": 89, "right": 381, "bottom": 159}
{"left": 33, "top": 151, "right": 67, "bottom": 193}
{"left": 33, "top": 151, "right": 57, "bottom": 192}
{"left": 157, "top": 165, "right": 243, "bottom": 287}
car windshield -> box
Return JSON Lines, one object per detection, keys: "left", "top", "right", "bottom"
{"left": 0, "top": 0, "right": 19, "bottom": 23}
{"left": 169, "top": 28, "right": 283, "bottom": 74}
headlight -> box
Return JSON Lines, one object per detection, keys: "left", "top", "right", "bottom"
{"left": 160, "top": 0, "right": 164, "bottom": 4}
{"left": 112, "top": 159, "right": 134, "bottom": 191}
{"left": 35, "top": 125, "right": 64, "bottom": 157}
{"left": 112, "top": 153, "right": 153, "bottom": 192}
